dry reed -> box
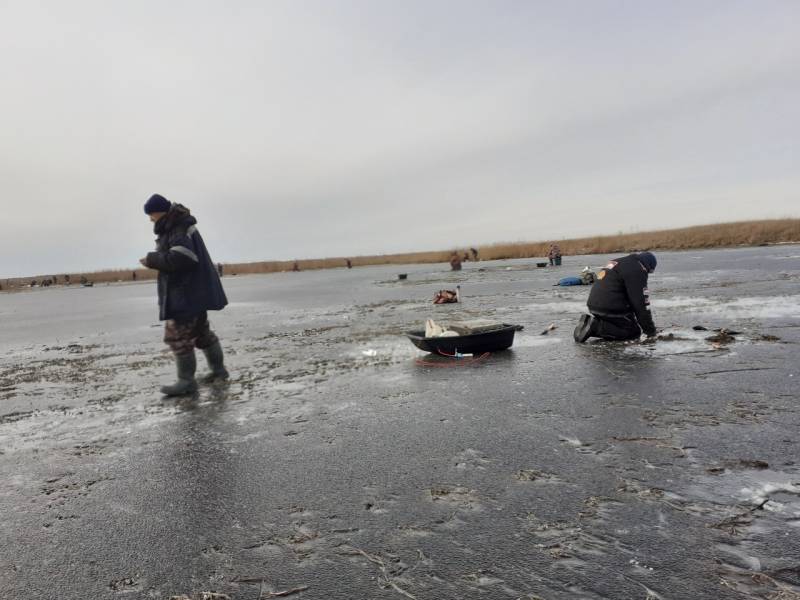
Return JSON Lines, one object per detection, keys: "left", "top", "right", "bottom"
{"left": 2, "top": 219, "right": 797, "bottom": 291}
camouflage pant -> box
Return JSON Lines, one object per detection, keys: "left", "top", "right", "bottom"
{"left": 163, "top": 312, "right": 219, "bottom": 355}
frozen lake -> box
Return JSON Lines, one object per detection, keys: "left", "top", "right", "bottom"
{"left": 1, "top": 245, "right": 799, "bottom": 599}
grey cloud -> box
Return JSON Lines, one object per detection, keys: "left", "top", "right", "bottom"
{"left": 0, "top": 1, "right": 798, "bottom": 276}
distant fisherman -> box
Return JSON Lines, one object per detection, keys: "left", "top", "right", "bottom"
{"left": 573, "top": 252, "right": 657, "bottom": 343}
{"left": 139, "top": 194, "right": 229, "bottom": 396}
{"left": 548, "top": 243, "right": 562, "bottom": 266}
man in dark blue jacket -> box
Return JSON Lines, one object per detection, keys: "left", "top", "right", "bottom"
{"left": 140, "top": 194, "right": 229, "bottom": 395}
{"left": 573, "top": 252, "right": 657, "bottom": 343}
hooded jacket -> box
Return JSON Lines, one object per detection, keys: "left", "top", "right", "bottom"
{"left": 145, "top": 204, "right": 228, "bottom": 321}
{"left": 587, "top": 253, "right": 656, "bottom": 336}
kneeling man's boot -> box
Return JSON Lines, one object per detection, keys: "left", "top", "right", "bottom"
{"left": 201, "top": 341, "right": 229, "bottom": 383}
{"left": 573, "top": 314, "right": 596, "bottom": 343}
{"left": 161, "top": 352, "right": 198, "bottom": 396}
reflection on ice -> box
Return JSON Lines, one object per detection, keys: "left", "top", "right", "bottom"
{"left": 525, "top": 301, "right": 586, "bottom": 314}
{"left": 513, "top": 335, "right": 562, "bottom": 348}
{"left": 529, "top": 294, "right": 800, "bottom": 323}
{"left": 653, "top": 295, "right": 800, "bottom": 319}
{"left": 716, "top": 543, "right": 762, "bottom": 572}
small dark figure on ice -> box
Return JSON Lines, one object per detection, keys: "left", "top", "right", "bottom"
{"left": 139, "top": 194, "right": 229, "bottom": 396}
{"left": 217, "top": 262, "right": 224, "bottom": 277}
{"left": 573, "top": 252, "right": 657, "bottom": 343}
{"left": 449, "top": 252, "right": 462, "bottom": 271}
{"left": 470, "top": 247, "right": 479, "bottom": 261}
{"left": 548, "top": 244, "right": 562, "bottom": 266}
{"left": 346, "top": 259, "right": 352, "bottom": 269}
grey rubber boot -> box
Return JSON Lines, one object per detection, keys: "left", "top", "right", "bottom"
{"left": 201, "top": 341, "right": 229, "bottom": 383}
{"left": 573, "top": 314, "right": 596, "bottom": 343}
{"left": 161, "top": 352, "right": 198, "bottom": 396}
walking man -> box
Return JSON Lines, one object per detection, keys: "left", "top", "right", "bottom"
{"left": 140, "top": 194, "right": 229, "bottom": 395}
{"left": 573, "top": 252, "right": 657, "bottom": 343}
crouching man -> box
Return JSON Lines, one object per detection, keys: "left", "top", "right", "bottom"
{"left": 573, "top": 252, "right": 657, "bottom": 343}
{"left": 140, "top": 194, "right": 229, "bottom": 395}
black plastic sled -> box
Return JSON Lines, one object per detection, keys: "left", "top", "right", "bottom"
{"left": 405, "top": 323, "right": 523, "bottom": 355}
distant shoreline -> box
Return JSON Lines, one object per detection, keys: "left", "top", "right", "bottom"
{"left": 2, "top": 218, "right": 798, "bottom": 291}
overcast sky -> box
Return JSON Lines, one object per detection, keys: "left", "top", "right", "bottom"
{"left": 0, "top": 1, "right": 798, "bottom": 277}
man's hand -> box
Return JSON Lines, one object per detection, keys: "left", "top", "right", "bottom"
{"left": 139, "top": 257, "right": 149, "bottom": 268}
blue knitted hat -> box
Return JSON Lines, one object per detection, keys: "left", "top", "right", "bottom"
{"left": 143, "top": 194, "right": 171, "bottom": 214}
{"left": 638, "top": 251, "right": 657, "bottom": 273}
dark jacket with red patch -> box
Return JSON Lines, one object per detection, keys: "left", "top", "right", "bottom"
{"left": 587, "top": 254, "right": 656, "bottom": 335}
{"left": 145, "top": 204, "right": 228, "bottom": 321}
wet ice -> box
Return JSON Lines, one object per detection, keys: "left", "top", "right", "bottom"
{"left": 1, "top": 245, "right": 799, "bottom": 599}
